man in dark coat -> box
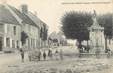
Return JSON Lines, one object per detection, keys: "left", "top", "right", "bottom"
{"left": 43, "top": 51, "right": 46, "bottom": 60}
{"left": 20, "top": 48, "right": 24, "bottom": 62}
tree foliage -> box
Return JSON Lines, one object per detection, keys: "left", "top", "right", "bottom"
{"left": 21, "top": 31, "right": 28, "bottom": 46}
{"left": 61, "top": 11, "right": 93, "bottom": 42}
{"left": 40, "top": 26, "right": 48, "bottom": 41}
{"left": 61, "top": 11, "right": 112, "bottom": 53}
{"left": 98, "top": 13, "right": 112, "bottom": 39}
{"left": 61, "top": 11, "right": 112, "bottom": 42}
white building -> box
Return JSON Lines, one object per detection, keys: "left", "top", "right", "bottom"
{"left": 0, "top": 4, "right": 48, "bottom": 52}
{"left": 0, "top": 4, "right": 22, "bottom": 52}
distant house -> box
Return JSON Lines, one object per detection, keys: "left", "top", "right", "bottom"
{"left": 48, "top": 32, "right": 58, "bottom": 47}
{"left": 0, "top": 4, "right": 48, "bottom": 52}
{"left": 48, "top": 31, "right": 67, "bottom": 47}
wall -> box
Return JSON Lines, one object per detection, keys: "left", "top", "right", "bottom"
{"left": 3, "top": 23, "right": 21, "bottom": 51}
{"left": 22, "top": 23, "right": 40, "bottom": 50}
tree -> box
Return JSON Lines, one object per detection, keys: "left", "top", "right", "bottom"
{"left": 98, "top": 13, "right": 112, "bottom": 39}
{"left": 43, "top": 27, "right": 48, "bottom": 41}
{"left": 61, "top": 11, "right": 113, "bottom": 53}
{"left": 21, "top": 31, "right": 28, "bottom": 46}
{"left": 40, "top": 26, "right": 48, "bottom": 41}
{"left": 61, "top": 11, "right": 93, "bottom": 52}
{"left": 40, "top": 27, "right": 43, "bottom": 38}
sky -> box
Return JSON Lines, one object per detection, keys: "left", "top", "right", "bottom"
{"left": 0, "top": 0, "right": 113, "bottom": 34}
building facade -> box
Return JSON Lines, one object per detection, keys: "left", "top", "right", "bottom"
{"left": 0, "top": 4, "right": 22, "bottom": 52}
{"left": 0, "top": 4, "right": 48, "bottom": 52}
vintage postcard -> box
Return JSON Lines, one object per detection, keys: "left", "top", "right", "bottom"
{"left": 0, "top": 0, "right": 113, "bottom": 73}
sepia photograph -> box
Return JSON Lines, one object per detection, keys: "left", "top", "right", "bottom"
{"left": 0, "top": 0, "right": 113, "bottom": 73}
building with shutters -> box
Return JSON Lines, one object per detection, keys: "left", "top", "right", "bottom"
{"left": 0, "top": 4, "right": 48, "bottom": 52}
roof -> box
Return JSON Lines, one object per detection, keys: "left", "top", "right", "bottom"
{"left": 0, "top": 4, "right": 20, "bottom": 24}
{"left": 0, "top": 4, "right": 48, "bottom": 29}
{"left": 26, "top": 12, "right": 41, "bottom": 29}
{"left": 8, "top": 5, "right": 37, "bottom": 27}
{"left": 8, "top": 4, "right": 48, "bottom": 29}
{"left": 27, "top": 12, "right": 49, "bottom": 29}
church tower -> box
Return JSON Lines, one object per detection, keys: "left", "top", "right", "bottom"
{"left": 89, "top": 10, "right": 105, "bottom": 54}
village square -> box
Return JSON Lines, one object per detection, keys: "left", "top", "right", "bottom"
{"left": 0, "top": 0, "right": 113, "bottom": 73}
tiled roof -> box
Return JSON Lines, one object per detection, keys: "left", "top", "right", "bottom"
{"left": 0, "top": 4, "right": 47, "bottom": 29}
{"left": 26, "top": 12, "right": 41, "bottom": 29}
{"left": 27, "top": 12, "right": 48, "bottom": 29}
{"left": 0, "top": 4, "right": 20, "bottom": 24}
{"left": 8, "top": 5, "right": 37, "bottom": 27}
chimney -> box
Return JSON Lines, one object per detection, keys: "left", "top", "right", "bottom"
{"left": 20, "top": 4, "right": 28, "bottom": 14}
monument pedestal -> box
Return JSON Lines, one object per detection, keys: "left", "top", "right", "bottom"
{"left": 88, "top": 10, "right": 105, "bottom": 54}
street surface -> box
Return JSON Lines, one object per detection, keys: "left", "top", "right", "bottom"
{"left": 0, "top": 46, "right": 113, "bottom": 73}
{"left": 0, "top": 52, "right": 29, "bottom": 72}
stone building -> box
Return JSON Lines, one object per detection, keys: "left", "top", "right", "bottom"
{"left": 0, "top": 4, "right": 22, "bottom": 52}
{"left": 0, "top": 4, "right": 48, "bottom": 52}
{"left": 89, "top": 10, "right": 105, "bottom": 54}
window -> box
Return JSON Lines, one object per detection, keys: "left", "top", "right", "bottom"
{"left": 37, "top": 40, "right": 39, "bottom": 48}
{"left": 12, "top": 40, "right": 15, "bottom": 48}
{"left": 28, "top": 39, "right": 30, "bottom": 48}
{"left": 33, "top": 39, "right": 35, "bottom": 49}
{"left": 31, "top": 39, "right": 32, "bottom": 47}
{"left": 16, "top": 40, "right": 19, "bottom": 48}
{"left": 13, "top": 26, "right": 16, "bottom": 35}
{"left": 6, "top": 38, "right": 10, "bottom": 47}
{"left": 0, "top": 23, "right": 4, "bottom": 32}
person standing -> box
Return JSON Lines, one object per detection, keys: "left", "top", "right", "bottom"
{"left": 43, "top": 51, "right": 46, "bottom": 60}
{"left": 55, "top": 50, "right": 59, "bottom": 60}
{"left": 20, "top": 48, "right": 24, "bottom": 62}
{"left": 38, "top": 50, "right": 41, "bottom": 61}
{"left": 48, "top": 49, "right": 52, "bottom": 60}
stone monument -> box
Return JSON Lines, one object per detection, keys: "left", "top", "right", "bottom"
{"left": 89, "top": 10, "right": 105, "bottom": 54}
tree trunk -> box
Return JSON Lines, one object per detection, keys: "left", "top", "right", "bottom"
{"left": 86, "top": 40, "right": 90, "bottom": 53}
{"left": 78, "top": 40, "right": 83, "bottom": 53}
{"left": 87, "top": 40, "right": 89, "bottom": 46}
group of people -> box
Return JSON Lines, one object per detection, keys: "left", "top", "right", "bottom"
{"left": 34, "top": 49, "right": 63, "bottom": 61}
{"left": 19, "top": 48, "right": 63, "bottom": 62}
